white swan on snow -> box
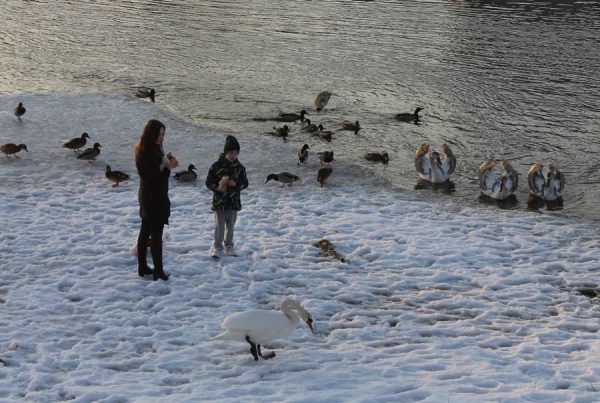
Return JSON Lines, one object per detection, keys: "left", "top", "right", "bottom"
{"left": 213, "top": 298, "right": 314, "bottom": 360}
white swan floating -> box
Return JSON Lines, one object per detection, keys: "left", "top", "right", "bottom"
{"left": 479, "top": 159, "right": 519, "bottom": 200}
{"left": 213, "top": 298, "right": 314, "bottom": 361}
{"left": 527, "top": 163, "right": 565, "bottom": 201}
{"left": 413, "top": 143, "right": 456, "bottom": 183}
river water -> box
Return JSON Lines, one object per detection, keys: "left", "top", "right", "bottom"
{"left": 1, "top": 0, "right": 599, "bottom": 218}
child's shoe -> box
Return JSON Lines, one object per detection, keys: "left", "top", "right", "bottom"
{"left": 210, "top": 246, "right": 223, "bottom": 259}
{"left": 224, "top": 246, "right": 237, "bottom": 257}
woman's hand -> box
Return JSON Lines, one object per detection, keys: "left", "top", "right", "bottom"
{"left": 168, "top": 155, "right": 179, "bottom": 169}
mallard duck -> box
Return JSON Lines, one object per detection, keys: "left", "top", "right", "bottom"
{"left": 63, "top": 132, "right": 90, "bottom": 152}
{"left": 136, "top": 87, "right": 155, "bottom": 102}
{"left": 317, "top": 165, "right": 333, "bottom": 187}
{"left": 174, "top": 164, "right": 198, "bottom": 181}
{"left": 14, "top": 102, "right": 26, "bottom": 122}
{"left": 312, "top": 125, "right": 332, "bottom": 142}
{"left": 255, "top": 110, "right": 308, "bottom": 123}
{"left": 212, "top": 298, "right": 313, "bottom": 361}
{"left": 272, "top": 125, "right": 289, "bottom": 137}
{"left": 105, "top": 165, "right": 130, "bottom": 187}
{"left": 315, "top": 91, "right": 333, "bottom": 111}
{"left": 339, "top": 120, "right": 361, "bottom": 134}
{"left": 266, "top": 172, "right": 300, "bottom": 187}
{"left": 297, "top": 144, "right": 310, "bottom": 165}
{"left": 316, "top": 151, "right": 334, "bottom": 165}
{"left": 396, "top": 107, "right": 423, "bottom": 123}
{"left": 414, "top": 143, "right": 455, "bottom": 183}
{"left": 1, "top": 143, "right": 28, "bottom": 158}
{"left": 528, "top": 163, "right": 565, "bottom": 201}
{"left": 304, "top": 119, "right": 322, "bottom": 133}
{"left": 479, "top": 159, "right": 519, "bottom": 200}
{"left": 77, "top": 142, "right": 102, "bottom": 163}
{"left": 364, "top": 152, "right": 389, "bottom": 164}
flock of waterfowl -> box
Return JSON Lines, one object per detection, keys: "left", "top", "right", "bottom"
{"left": 2, "top": 90, "right": 565, "bottom": 206}
{"left": 252, "top": 90, "right": 565, "bottom": 205}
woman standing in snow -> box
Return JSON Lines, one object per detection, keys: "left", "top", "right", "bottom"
{"left": 135, "top": 119, "right": 178, "bottom": 281}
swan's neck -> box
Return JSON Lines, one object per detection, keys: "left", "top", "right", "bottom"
{"left": 281, "top": 299, "right": 302, "bottom": 324}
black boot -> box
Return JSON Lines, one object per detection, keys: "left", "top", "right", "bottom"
{"left": 153, "top": 267, "right": 170, "bottom": 281}
{"left": 138, "top": 266, "right": 153, "bottom": 277}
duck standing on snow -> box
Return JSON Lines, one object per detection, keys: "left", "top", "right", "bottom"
{"left": 316, "top": 151, "right": 334, "bottom": 165}
{"left": 479, "top": 159, "right": 519, "bottom": 200}
{"left": 266, "top": 172, "right": 300, "bottom": 187}
{"left": 317, "top": 165, "right": 333, "bottom": 187}
{"left": 174, "top": 164, "right": 198, "bottom": 181}
{"left": 136, "top": 87, "right": 156, "bottom": 102}
{"left": 396, "top": 107, "right": 423, "bottom": 123}
{"left": 1, "top": 143, "right": 28, "bottom": 158}
{"left": 527, "top": 163, "right": 565, "bottom": 201}
{"left": 339, "top": 120, "right": 361, "bottom": 134}
{"left": 364, "top": 152, "right": 389, "bottom": 164}
{"left": 105, "top": 165, "right": 130, "bottom": 187}
{"left": 77, "top": 142, "right": 102, "bottom": 163}
{"left": 63, "top": 132, "right": 91, "bottom": 152}
{"left": 213, "top": 298, "right": 314, "bottom": 361}
{"left": 297, "top": 144, "right": 310, "bottom": 165}
{"left": 14, "top": 102, "right": 26, "bottom": 122}
{"left": 414, "top": 143, "right": 456, "bottom": 183}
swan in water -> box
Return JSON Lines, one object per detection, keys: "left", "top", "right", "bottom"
{"left": 413, "top": 143, "right": 456, "bottom": 183}
{"left": 479, "top": 159, "right": 519, "bottom": 200}
{"left": 527, "top": 163, "right": 565, "bottom": 201}
{"left": 213, "top": 298, "right": 314, "bottom": 360}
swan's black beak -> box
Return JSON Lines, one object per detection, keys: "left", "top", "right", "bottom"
{"left": 306, "top": 318, "right": 314, "bottom": 333}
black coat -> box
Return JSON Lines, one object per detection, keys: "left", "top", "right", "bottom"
{"left": 136, "top": 144, "right": 171, "bottom": 224}
{"left": 205, "top": 155, "right": 248, "bottom": 211}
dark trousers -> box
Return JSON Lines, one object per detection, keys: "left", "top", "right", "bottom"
{"left": 137, "top": 219, "right": 164, "bottom": 270}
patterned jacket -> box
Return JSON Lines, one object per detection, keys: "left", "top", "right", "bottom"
{"left": 205, "top": 154, "right": 249, "bottom": 211}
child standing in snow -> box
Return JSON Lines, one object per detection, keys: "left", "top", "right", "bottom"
{"left": 205, "top": 135, "right": 248, "bottom": 258}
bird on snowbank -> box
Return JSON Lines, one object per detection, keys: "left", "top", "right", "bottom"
{"left": 105, "top": 165, "right": 130, "bottom": 187}
{"left": 77, "top": 142, "right": 102, "bottom": 163}
{"left": 14, "top": 102, "right": 26, "bottom": 122}
{"left": 297, "top": 144, "right": 310, "bottom": 165}
{"left": 174, "top": 164, "right": 198, "bottom": 181}
{"left": 1, "top": 143, "right": 28, "bottom": 158}
{"left": 213, "top": 298, "right": 314, "bottom": 361}
{"left": 266, "top": 172, "right": 300, "bottom": 187}
{"left": 63, "top": 132, "right": 91, "bottom": 152}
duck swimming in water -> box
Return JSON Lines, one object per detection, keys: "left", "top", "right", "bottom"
{"left": 63, "top": 132, "right": 91, "bottom": 152}
{"left": 414, "top": 143, "right": 456, "bottom": 183}
{"left": 266, "top": 172, "right": 300, "bottom": 187}
{"left": 396, "top": 107, "right": 423, "bottom": 123}
{"left": 174, "top": 164, "right": 198, "bottom": 181}
{"left": 136, "top": 87, "right": 155, "bottom": 102}
{"left": 213, "top": 298, "right": 314, "bottom": 361}
{"left": 297, "top": 144, "right": 310, "bottom": 165}
{"left": 255, "top": 110, "right": 308, "bottom": 123}
{"left": 314, "top": 125, "right": 332, "bottom": 142}
{"left": 1, "top": 143, "right": 28, "bottom": 158}
{"left": 479, "top": 159, "right": 519, "bottom": 200}
{"left": 527, "top": 163, "right": 565, "bottom": 201}
{"left": 364, "top": 152, "right": 389, "bottom": 164}
{"left": 315, "top": 91, "right": 333, "bottom": 111}
{"left": 339, "top": 120, "right": 361, "bottom": 134}
{"left": 272, "top": 125, "right": 289, "bottom": 138}
{"left": 304, "top": 119, "right": 321, "bottom": 133}
{"left": 105, "top": 165, "right": 130, "bottom": 187}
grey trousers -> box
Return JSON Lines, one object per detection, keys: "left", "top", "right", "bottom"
{"left": 213, "top": 210, "right": 237, "bottom": 249}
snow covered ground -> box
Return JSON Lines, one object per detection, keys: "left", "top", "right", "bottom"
{"left": 1, "top": 93, "right": 600, "bottom": 402}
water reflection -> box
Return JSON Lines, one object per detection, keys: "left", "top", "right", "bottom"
{"left": 414, "top": 179, "right": 456, "bottom": 194}
{"left": 527, "top": 193, "right": 564, "bottom": 212}
{"left": 478, "top": 193, "right": 519, "bottom": 209}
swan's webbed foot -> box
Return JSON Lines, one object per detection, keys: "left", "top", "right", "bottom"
{"left": 246, "top": 336, "right": 259, "bottom": 361}
{"left": 257, "top": 345, "right": 276, "bottom": 360}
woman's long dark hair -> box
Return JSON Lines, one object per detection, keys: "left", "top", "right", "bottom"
{"left": 135, "top": 119, "right": 165, "bottom": 156}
